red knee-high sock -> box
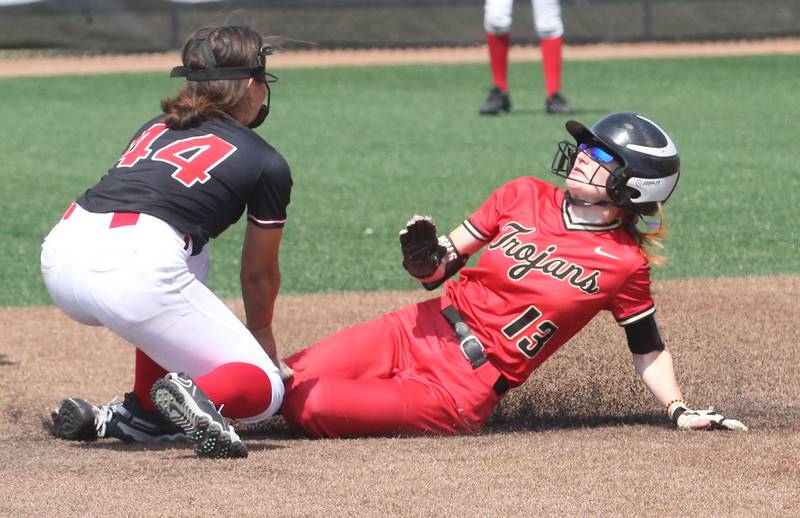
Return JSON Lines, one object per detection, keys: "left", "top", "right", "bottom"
{"left": 486, "top": 32, "right": 510, "bottom": 91}
{"left": 540, "top": 36, "right": 563, "bottom": 96}
{"left": 194, "top": 362, "right": 272, "bottom": 419}
{"left": 133, "top": 349, "right": 167, "bottom": 412}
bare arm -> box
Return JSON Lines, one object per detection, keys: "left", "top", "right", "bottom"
{"left": 632, "top": 349, "right": 716, "bottom": 430}
{"left": 240, "top": 223, "right": 283, "bottom": 364}
{"left": 631, "top": 348, "right": 746, "bottom": 430}
{"left": 631, "top": 349, "right": 684, "bottom": 408}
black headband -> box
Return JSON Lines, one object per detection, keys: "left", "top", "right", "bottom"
{"left": 170, "top": 66, "right": 264, "bottom": 81}
{"left": 170, "top": 28, "right": 275, "bottom": 82}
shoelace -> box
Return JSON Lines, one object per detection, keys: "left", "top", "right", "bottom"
{"left": 213, "top": 403, "right": 243, "bottom": 441}
{"left": 93, "top": 396, "right": 118, "bottom": 438}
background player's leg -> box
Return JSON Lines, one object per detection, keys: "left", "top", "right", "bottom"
{"left": 487, "top": 33, "right": 510, "bottom": 92}
{"left": 540, "top": 36, "right": 563, "bottom": 97}
{"left": 481, "top": 0, "right": 514, "bottom": 114}
{"left": 533, "top": 0, "right": 574, "bottom": 113}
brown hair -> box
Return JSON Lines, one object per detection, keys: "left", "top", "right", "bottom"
{"left": 622, "top": 203, "right": 668, "bottom": 266}
{"left": 161, "top": 26, "right": 263, "bottom": 130}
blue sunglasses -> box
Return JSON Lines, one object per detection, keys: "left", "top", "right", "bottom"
{"left": 578, "top": 143, "right": 615, "bottom": 164}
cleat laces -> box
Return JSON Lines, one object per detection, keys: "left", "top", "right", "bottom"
{"left": 93, "top": 397, "right": 118, "bottom": 437}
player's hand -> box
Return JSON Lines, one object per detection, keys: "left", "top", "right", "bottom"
{"left": 399, "top": 215, "right": 446, "bottom": 279}
{"left": 669, "top": 402, "right": 748, "bottom": 431}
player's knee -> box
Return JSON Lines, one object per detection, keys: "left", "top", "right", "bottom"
{"left": 535, "top": 21, "right": 564, "bottom": 39}
{"left": 484, "top": 14, "right": 512, "bottom": 34}
{"left": 212, "top": 362, "right": 280, "bottom": 423}
{"left": 280, "top": 378, "right": 332, "bottom": 437}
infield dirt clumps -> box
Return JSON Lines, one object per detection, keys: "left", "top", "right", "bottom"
{"left": 1, "top": 276, "right": 798, "bottom": 515}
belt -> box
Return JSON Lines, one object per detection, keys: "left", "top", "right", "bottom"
{"left": 109, "top": 211, "right": 191, "bottom": 250}
{"left": 63, "top": 203, "right": 190, "bottom": 251}
{"left": 441, "top": 305, "right": 509, "bottom": 397}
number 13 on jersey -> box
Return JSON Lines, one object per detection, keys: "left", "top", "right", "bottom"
{"left": 502, "top": 305, "right": 559, "bottom": 358}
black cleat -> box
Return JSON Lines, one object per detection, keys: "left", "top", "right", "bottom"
{"left": 151, "top": 373, "right": 247, "bottom": 459}
{"left": 51, "top": 393, "right": 185, "bottom": 443}
{"left": 545, "top": 92, "right": 575, "bottom": 114}
{"left": 51, "top": 398, "right": 98, "bottom": 441}
{"left": 479, "top": 87, "right": 512, "bottom": 115}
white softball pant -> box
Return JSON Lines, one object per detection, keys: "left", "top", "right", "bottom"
{"left": 40, "top": 203, "right": 283, "bottom": 423}
{"left": 484, "top": 0, "right": 564, "bottom": 38}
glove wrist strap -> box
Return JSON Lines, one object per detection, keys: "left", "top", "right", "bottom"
{"left": 667, "top": 399, "right": 689, "bottom": 422}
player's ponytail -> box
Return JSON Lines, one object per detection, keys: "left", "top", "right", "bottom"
{"left": 622, "top": 203, "right": 668, "bottom": 266}
{"left": 161, "top": 26, "right": 262, "bottom": 130}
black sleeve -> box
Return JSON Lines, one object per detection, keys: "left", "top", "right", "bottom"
{"left": 247, "top": 151, "right": 292, "bottom": 228}
{"left": 624, "top": 314, "right": 665, "bottom": 354}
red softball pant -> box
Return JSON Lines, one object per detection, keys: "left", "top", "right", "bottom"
{"left": 281, "top": 297, "right": 506, "bottom": 437}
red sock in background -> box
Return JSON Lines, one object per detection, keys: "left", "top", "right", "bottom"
{"left": 133, "top": 349, "right": 167, "bottom": 412}
{"left": 194, "top": 362, "right": 272, "bottom": 419}
{"left": 540, "top": 36, "right": 563, "bottom": 96}
{"left": 486, "top": 32, "right": 511, "bottom": 91}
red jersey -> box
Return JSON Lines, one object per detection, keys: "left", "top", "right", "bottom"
{"left": 445, "top": 177, "right": 655, "bottom": 385}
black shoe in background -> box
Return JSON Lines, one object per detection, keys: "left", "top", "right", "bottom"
{"left": 479, "top": 87, "right": 512, "bottom": 115}
{"left": 545, "top": 92, "right": 575, "bottom": 114}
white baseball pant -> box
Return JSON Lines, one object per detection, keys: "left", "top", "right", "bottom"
{"left": 40, "top": 203, "right": 283, "bottom": 423}
{"left": 484, "top": 0, "right": 564, "bottom": 38}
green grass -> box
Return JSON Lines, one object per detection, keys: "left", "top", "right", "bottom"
{"left": 1, "top": 54, "right": 798, "bottom": 306}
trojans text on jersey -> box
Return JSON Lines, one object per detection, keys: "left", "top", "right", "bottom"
{"left": 487, "top": 222, "right": 601, "bottom": 294}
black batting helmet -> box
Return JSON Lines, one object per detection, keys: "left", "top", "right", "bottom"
{"left": 551, "top": 112, "right": 681, "bottom": 214}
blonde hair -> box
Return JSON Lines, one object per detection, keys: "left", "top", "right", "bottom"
{"left": 622, "top": 203, "right": 668, "bottom": 266}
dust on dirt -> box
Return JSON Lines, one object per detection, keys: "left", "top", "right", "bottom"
{"left": 2, "top": 39, "right": 799, "bottom": 516}
{"left": 1, "top": 277, "right": 799, "bottom": 515}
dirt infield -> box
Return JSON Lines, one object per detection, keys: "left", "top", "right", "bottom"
{"left": 2, "top": 38, "right": 800, "bottom": 77}
{"left": 3, "top": 40, "right": 799, "bottom": 515}
{"left": 1, "top": 276, "right": 798, "bottom": 516}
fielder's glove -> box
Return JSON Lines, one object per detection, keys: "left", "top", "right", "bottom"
{"left": 399, "top": 215, "right": 446, "bottom": 279}
{"left": 668, "top": 401, "right": 748, "bottom": 431}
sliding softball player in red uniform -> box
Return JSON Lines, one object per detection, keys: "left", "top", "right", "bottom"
{"left": 281, "top": 112, "right": 746, "bottom": 437}
{"left": 45, "top": 26, "right": 290, "bottom": 458}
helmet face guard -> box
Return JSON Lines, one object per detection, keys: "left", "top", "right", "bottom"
{"left": 551, "top": 112, "right": 681, "bottom": 213}
{"left": 170, "top": 27, "right": 279, "bottom": 128}
{"left": 550, "top": 140, "right": 618, "bottom": 207}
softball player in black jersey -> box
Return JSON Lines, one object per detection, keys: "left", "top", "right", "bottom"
{"left": 45, "top": 26, "right": 289, "bottom": 458}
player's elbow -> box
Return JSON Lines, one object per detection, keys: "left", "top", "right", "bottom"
{"left": 241, "top": 267, "right": 281, "bottom": 294}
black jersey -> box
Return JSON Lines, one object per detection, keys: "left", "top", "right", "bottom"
{"left": 77, "top": 115, "right": 292, "bottom": 253}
